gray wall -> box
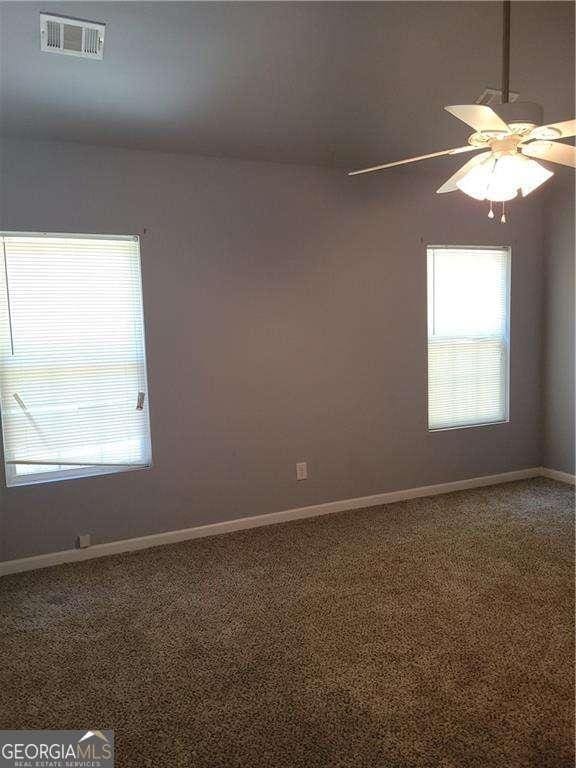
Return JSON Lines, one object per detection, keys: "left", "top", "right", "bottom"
{"left": 0, "top": 138, "right": 545, "bottom": 561}
{"left": 543, "top": 176, "right": 575, "bottom": 474}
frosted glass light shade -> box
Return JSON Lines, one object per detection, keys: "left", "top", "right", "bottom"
{"left": 518, "top": 158, "right": 554, "bottom": 195}
{"left": 457, "top": 153, "right": 553, "bottom": 202}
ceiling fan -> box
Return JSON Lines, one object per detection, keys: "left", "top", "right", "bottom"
{"left": 348, "top": 0, "right": 575, "bottom": 222}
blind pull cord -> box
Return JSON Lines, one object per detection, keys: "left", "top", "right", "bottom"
{"left": 13, "top": 392, "right": 28, "bottom": 411}
{"left": 136, "top": 391, "right": 146, "bottom": 410}
{"left": 13, "top": 392, "right": 50, "bottom": 447}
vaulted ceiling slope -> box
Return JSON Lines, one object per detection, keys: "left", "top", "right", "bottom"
{"left": 0, "top": 1, "right": 574, "bottom": 167}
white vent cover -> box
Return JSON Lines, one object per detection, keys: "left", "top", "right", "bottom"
{"left": 475, "top": 88, "right": 519, "bottom": 106}
{"left": 40, "top": 13, "right": 105, "bottom": 60}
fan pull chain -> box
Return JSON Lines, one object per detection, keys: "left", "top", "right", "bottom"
{"left": 488, "top": 201, "right": 494, "bottom": 219}
{"left": 500, "top": 202, "right": 507, "bottom": 224}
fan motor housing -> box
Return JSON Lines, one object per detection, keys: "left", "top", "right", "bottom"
{"left": 467, "top": 102, "right": 545, "bottom": 147}
{"left": 492, "top": 101, "right": 543, "bottom": 129}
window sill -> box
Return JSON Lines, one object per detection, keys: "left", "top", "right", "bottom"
{"left": 428, "top": 418, "right": 510, "bottom": 433}
{"left": 5, "top": 461, "right": 152, "bottom": 488}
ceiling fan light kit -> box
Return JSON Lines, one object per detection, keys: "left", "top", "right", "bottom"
{"left": 456, "top": 153, "right": 553, "bottom": 202}
{"left": 349, "top": 1, "right": 575, "bottom": 222}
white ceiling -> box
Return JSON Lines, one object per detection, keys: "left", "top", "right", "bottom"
{"left": 0, "top": 1, "right": 574, "bottom": 167}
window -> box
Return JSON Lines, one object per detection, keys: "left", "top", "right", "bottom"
{"left": 0, "top": 233, "right": 152, "bottom": 486}
{"left": 427, "top": 245, "right": 510, "bottom": 431}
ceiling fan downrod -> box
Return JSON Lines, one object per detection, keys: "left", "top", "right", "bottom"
{"left": 501, "top": 0, "right": 511, "bottom": 105}
{"left": 487, "top": 0, "right": 513, "bottom": 222}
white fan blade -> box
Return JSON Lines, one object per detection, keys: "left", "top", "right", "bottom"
{"left": 522, "top": 141, "right": 576, "bottom": 168}
{"left": 348, "top": 145, "right": 479, "bottom": 176}
{"left": 445, "top": 105, "right": 509, "bottom": 133}
{"left": 529, "top": 119, "right": 576, "bottom": 141}
{"left": 436, "top": 151, "right": 491, "bottom": 194}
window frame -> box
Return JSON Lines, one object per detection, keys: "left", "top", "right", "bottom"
{"left": 0, "top": 230, "right": 153, "bottom": 488}
{"left": 426, "top": 243, "right": 511, "bottom": 433}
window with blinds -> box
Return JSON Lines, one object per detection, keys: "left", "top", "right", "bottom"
{"left": 0, "top": 233, "right": 152, "bottom": 486}
{"left": 427, "top": 245, "right": 510, "bottom": 431}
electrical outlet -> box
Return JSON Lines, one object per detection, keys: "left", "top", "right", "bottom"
{"left": 77, "top": 533, "right": 91, "bottom": 549}
{"left": 296, "top": 462, "right": 308, "bottom": 481}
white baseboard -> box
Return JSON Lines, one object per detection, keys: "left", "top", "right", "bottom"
{"left": 540, "top": 466, "right": 576, "bottom": 485}
{"left": 0, "top": 467, "right": 544, "bottom": 577}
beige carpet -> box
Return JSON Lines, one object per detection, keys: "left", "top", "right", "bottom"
{"left": 0, "top": 478, "right": 574, "bottom": 767}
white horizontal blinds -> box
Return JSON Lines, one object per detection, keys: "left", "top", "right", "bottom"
{"left": 0, "top": 234, "right": 151, "bottom": 486}
{"left": 427, "top": 246, "right": 510, "bottom": 431}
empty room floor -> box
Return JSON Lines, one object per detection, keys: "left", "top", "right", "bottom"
{"left": 1, "top": 478, "right": 573, "bottom": 768}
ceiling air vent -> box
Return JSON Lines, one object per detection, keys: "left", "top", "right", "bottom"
{"left": 475, "top": 87, "right": 519, "bottom": 106}
{"left": 40, "top": 13, "right": 105, "bottom": 60}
